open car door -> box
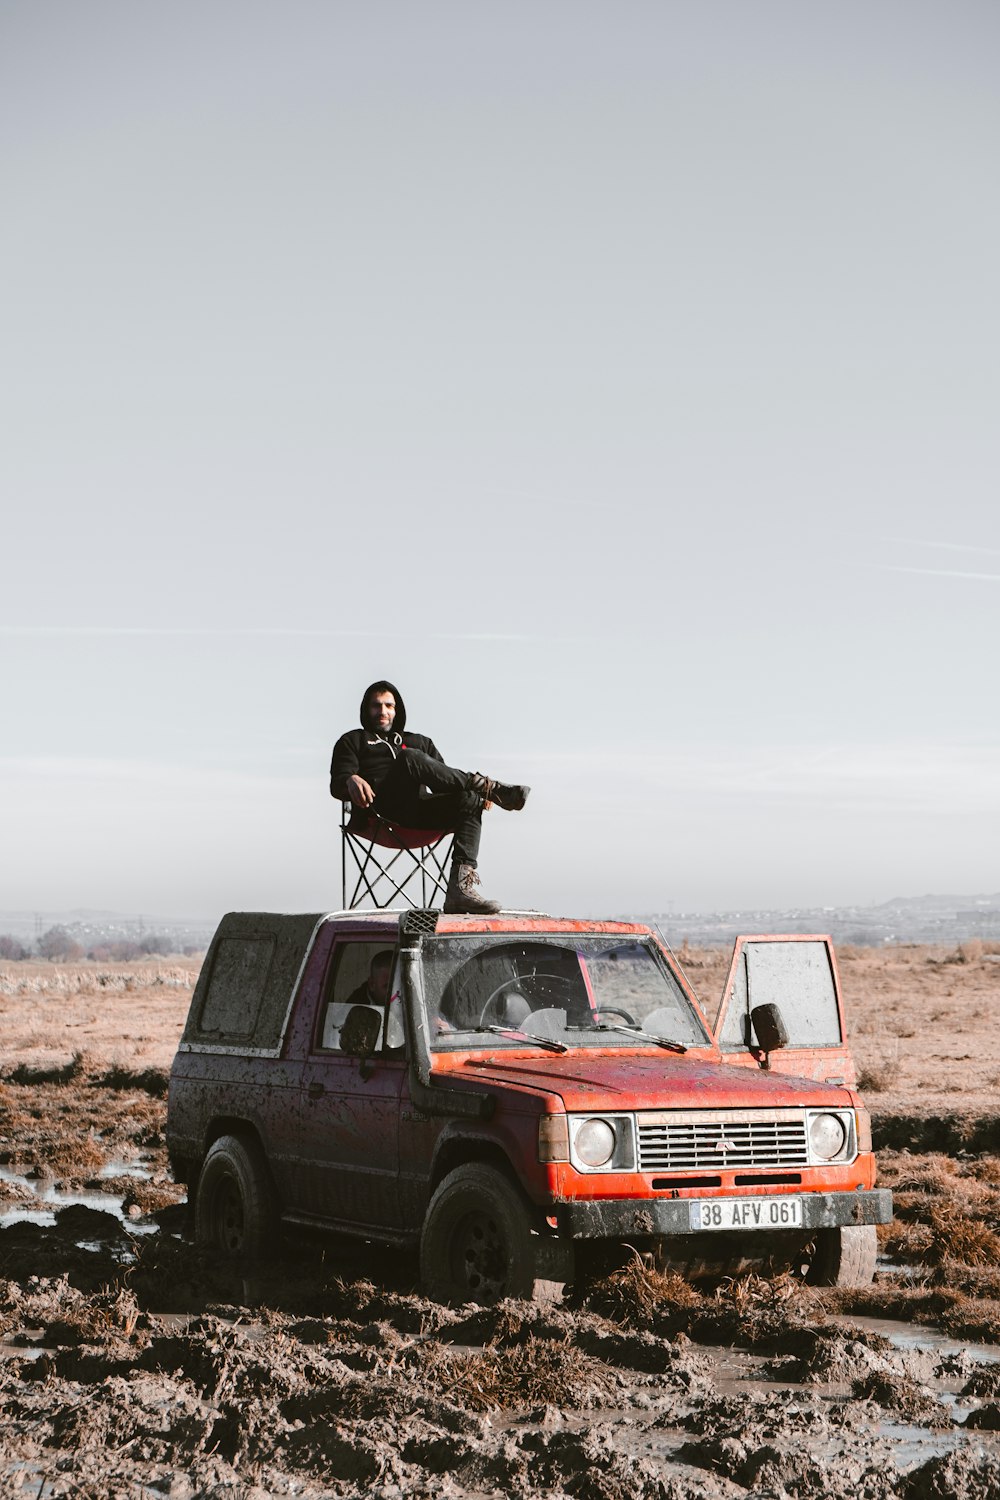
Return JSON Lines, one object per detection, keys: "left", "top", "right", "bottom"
{"left": 712, "top": 935, "right": 856, "bottom": 1086}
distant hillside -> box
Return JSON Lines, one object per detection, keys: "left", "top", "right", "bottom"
{"left": 637, "top": 894, "right": 1000, "bottom": 948}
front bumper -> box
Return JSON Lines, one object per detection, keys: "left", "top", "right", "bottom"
{"left": 556, "top": 1187, "right": 893, "bottom": 1239}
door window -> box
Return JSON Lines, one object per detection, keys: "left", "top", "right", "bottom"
{"left": 718, "top": 940, "right": 842, "bottom": 1049}
{"left": 316, "top": 942, "right": 397, "bottom": 1053}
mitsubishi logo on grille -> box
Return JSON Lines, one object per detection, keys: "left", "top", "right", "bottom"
{"left": 714, "top": 1139, "right": 739, "bottom": 1153}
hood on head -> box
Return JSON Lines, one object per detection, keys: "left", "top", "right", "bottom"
{"left": 360, "top": 679, "right": 407, "bottom": 735}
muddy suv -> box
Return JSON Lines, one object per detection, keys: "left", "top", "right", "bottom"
{"left": 167, "top": 909, "right": 891, "bottom": 1302}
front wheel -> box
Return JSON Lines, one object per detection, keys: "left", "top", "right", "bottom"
{"left": 805, "top": 1224, "right": 877, "bottom": 1287}
{"left": 194, "top": 1133, "right": 277, "bottom": 1259}
{"left": 420, "top": 1163, "right": 540, "bottom": 1305}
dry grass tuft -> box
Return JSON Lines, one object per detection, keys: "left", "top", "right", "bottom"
{"left": 42, "top": 1288, "right": 144, "bottom": 1347}
{"left": 881, "top": 1220, "right": 935, "bottom": 1265}
{"left": 930, "top": 1262, "right": 1000, "bottom": 1300}
{"left": 0, "top": 1081, "right": 33, "bottom": 1136}
{"left": 45, "top": 1136, "right": 108, "bottom": 1180}
{"left": 714, "top": 1271, "right": 798, "bottom": 1318}
{"left": 482, "top": 1303, "right": 536, "bottom": 1348}
{"left": 418, "top": 1333, "right": 617, "bottom": 1411}
{"left": 580, "top": 1256, "right": 702, "bottom": 1325}
{"left": 928, "top": 1208, "right": 1000, "bottom": 1268}
{"left": 939, "top": 1298, "right": 1000, "bottom": 1343}
{"left": 887, "top": 1152, "right": 962, "bottom": 1193}
{"left": 876, "top": 1150, "right": 1000, "bottom": 1282}
{"left": 857, "top": 1057, "right": 902, "bottom": 1092}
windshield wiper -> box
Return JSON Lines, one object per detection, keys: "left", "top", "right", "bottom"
{"left": 579, "top": 1022, "right": 687, "bottom": 1053}
{"left": 485, "top": 1024, "right": 569, "bottom": 1054}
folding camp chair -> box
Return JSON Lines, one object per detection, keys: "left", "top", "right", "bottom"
{"left": 341, "top": 802, "right": 455, "bottom": 910}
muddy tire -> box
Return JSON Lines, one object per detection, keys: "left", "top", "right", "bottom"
{"left": 195, "top": 1133, "right": 277, "bottom": 1259}
{"left": 806, "top": 1224, "right": 877, "bottom": 1287}
{"left": 420, "top": 1163, "right": 541, "bottom": 1305}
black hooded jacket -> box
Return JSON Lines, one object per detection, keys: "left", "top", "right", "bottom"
{"left": 329, "top": 680, "right": 444, "bottom": 800}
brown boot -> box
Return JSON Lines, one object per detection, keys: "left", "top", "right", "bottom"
{"left": 467, "top": 773, "right": 531, "bottom": 812}
{"left": 443, "top": 863, "right": 502, "bottom": 915}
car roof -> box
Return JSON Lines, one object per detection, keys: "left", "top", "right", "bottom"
{"left": 319, "top": 910, "right": 652, "bottom": 937}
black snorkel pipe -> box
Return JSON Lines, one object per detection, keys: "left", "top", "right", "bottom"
{"left": 398, "top": 910, "right": 495, "bottom": 1120}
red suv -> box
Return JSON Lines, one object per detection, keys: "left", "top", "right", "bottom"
{"left": 166, "top": 909, "right": 890, "bottom": 1302}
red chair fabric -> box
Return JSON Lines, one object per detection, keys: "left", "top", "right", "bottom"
{"left": 347, "top": 811, "right": 447, "bottom": 852}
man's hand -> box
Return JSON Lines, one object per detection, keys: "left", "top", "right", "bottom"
{"left": 346, "top": 774, "right": 376, "bottom": 809}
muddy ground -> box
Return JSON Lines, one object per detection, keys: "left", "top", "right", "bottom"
{"left": 2, "top": 946, "right": 1000, "bottom": 1498}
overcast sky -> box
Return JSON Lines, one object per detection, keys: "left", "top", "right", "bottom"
{"left": 2, "top": 1, "right": 998, "bottom": 922}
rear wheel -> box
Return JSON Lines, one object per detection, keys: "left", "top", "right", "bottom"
{"left": 420, "top": 1163, "right": 541, "bottom": 1305}
{"left": 195, "top": 1133, "right": 277, "bottom": 1259}
{"left": 805, "top": 1225, "right": 877, "bottom": 1287}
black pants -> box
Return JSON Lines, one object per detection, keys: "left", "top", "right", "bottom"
{"left": 371, "top": 748, "right": 482, "bottom": 866}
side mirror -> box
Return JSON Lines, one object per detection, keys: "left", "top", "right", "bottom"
{"left": 339, "top": 1005, "right": 381, "bottom": 1078}
{"left": 750, "top": 1002, "right": 789, "bottom": 1065}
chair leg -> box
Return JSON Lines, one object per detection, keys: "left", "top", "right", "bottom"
{"left": 340, "top": 804, "right": 347, "bottom": 906}
{"left": 340, "top": 823, "right": 456, "bottom": 910}
{"left": 344, "top": 836, "right": 427, "bottom": 908}
{"left": 346, "top": 835, "right": 381, "bottom": 908}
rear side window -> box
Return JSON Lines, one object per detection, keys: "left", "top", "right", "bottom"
{"left": 198, "top": 936, "right": 276, "bottom": 1038}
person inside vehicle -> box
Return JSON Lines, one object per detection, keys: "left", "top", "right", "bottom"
{"left": 346, "top": 949, "right": 394, "bottom": 1009}
{"left": 330, "top": 679, "right": 530, "bottom": 914}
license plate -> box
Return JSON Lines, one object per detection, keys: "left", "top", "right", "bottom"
{"left": 690, "top": 1196, "right": 804, "bottom": 1232}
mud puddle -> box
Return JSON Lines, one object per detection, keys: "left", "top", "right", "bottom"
{"left": 0, "top": 1329, "right": 46, "bottom": 1363}
{"left": 693, "top": 1313, "right": 1000, "bottom": 1470}
{"left": 0, "top": 1166, "right": 159, "bottom": 1236}
{"left": 841, "top": 1312, "right": 1000, "bottom": 1364}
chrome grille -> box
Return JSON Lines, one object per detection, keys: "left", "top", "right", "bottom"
{"left": 637, "top": 1109, "right": 809, "bottom": 1171}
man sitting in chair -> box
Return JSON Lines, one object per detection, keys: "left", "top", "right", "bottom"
{"left": 330, "top": 679, "right": 529, "bottom": 915}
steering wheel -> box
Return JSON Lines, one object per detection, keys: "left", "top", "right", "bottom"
{"left": 593, "top": 1006, "right": 638, "bottom": 1026}
{"left": 476, "top": 973, "right": 576, "bottom": 1028}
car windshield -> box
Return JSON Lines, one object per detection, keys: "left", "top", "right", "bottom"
{"left": 420, "top": 933, "right": 710, "bottom": 1052}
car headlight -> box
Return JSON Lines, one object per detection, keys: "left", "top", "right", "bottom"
{"left": 566, "top": 1113, "right": 636, "bottom": 1172}
{"left": 809, "top": 1112, "right": 848, "bottom": 1161}
{"left": 575, "top": 1118, "right": 617, "bottom": 1168}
